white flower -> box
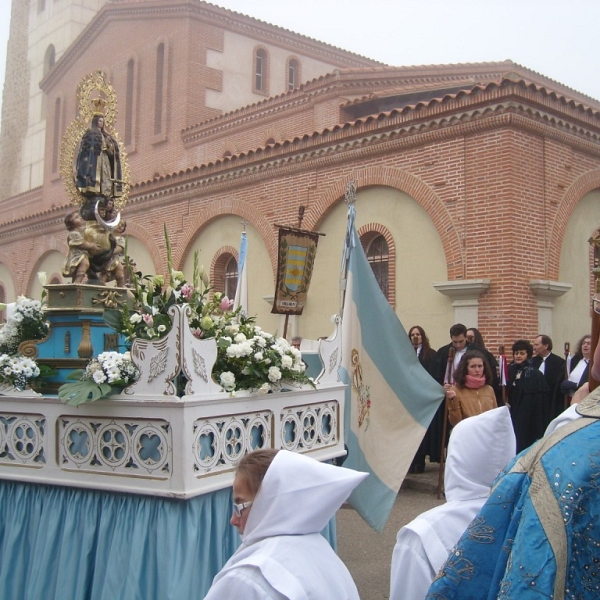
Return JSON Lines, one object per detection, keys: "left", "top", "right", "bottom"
{"left": 157, "top": 324, "right": 167, "bottom": 333}
{"left": 220, "top": 371, "right": 236, "bottom": 391}
{"left": 254, "top": 351, "right": 264, "bottom": 361}
{"left": 130, "top": 313, "right": 143, "bottom": 324}
{"left": 92, "top": 370, "right": 107, "bottom": 384}
{"left": 268, "top": 366, "right": 282, "bottom": 382}
{"left": 259, "top": 383, "right": 270, "bottom": 394}
{"left": 281, "top": 355, "right": 293, "bottom": 368}
{"left": 234, "top": 333, "right": 247, "bottom": 343}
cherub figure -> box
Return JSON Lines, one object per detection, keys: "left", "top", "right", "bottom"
{"left": 62, "top": 211, "right": 101, "bottom": 283}
{"left": 98, "top": 220, "right": 127, "bottom": 287}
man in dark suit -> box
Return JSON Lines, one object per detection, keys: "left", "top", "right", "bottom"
{"left": 427, "top": 324, "right": 502, "bottom": 464}
{"left": 532, "top": 334, "right": 566, "bottom": 422}
{"left": 433, "top": 324, "right": 500, "bottom": 394}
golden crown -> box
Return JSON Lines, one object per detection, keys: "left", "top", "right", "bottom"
{"left": 91, "top": 96, "right": 107, "bottom": 116}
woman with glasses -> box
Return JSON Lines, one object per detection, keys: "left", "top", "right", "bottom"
{"left": 204, "top": 449, "right": 366, "bottom": 599}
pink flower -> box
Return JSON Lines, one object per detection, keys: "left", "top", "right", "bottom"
{"left": 191, "top": 327, "right": 203, "bottom": 339}
{"left": 142, "top": 314, "right": 154, "bottom": 327}
{"left": 181, "top": 284, "right": 194, "bottom": 301}
{"left": 220, "top": 296, "right": 234, "bottom": 311}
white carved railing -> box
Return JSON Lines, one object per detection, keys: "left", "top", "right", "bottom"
{"left": 0, "top": 385, "right": 345, "bottom": 497}
{"left": 0, "top": 307, "right": 346, "bottom": 497}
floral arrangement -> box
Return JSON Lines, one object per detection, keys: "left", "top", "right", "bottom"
{"left": 0, "top": 294, "right": 52, "bottom": 392}
{"left": 58, "top": 351, "right": 139, "bottom": 406}
{"left": 0, "top": 296, "right": 49, "bottom": 355}
{"left": 0, "top": 354, "right": 41, "bottom": 391}
{"left": 215, "top": 322, "right": 308, "bottom": 393}
{"left": 103, "top": 226, "right": 313, "bottom": 394}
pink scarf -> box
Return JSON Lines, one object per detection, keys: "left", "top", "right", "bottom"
{"left": 465, "top": 374, "right": 486, "bottom": 389}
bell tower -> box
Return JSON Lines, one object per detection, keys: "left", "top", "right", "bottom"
{"left": 0, "top": 0, "right": 108, "bottom": 201}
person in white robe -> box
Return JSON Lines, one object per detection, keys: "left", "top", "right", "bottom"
{"left": 204, "top": 449, "right": 367, "bottom": 600}
{"left": 389, "top": 406, "right": 516, "bottom": 600}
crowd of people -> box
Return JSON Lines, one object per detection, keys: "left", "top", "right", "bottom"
{"left": 202, "top": 323, "right": 598, "bottom": 599}
{"left": 409, "top": 323, "right": 587, "bottom": 459}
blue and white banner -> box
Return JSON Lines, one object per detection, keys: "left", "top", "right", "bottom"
{"left": 233, "top": 231, "right": 248, "bottom": 313}
{"left": 339, "top": 206, "right": 445, "bottom": 531}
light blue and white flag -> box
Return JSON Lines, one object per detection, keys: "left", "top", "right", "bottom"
{"left": 233, "top": 231, "right": 248, "bottom": 313}
{"left": 339, "top": 204, "right": 445, "bottom": 531}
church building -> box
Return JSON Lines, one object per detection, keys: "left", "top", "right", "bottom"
{"left": 1, "top": 0, "right": 600, "bottom": 351}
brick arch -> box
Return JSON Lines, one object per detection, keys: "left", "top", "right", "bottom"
{"left": 548, "top": 168, "right": 600, "bottom": 278}
{"left": 25, "top": 248, "right": 67, "bottom": 295}
{"left": 175, "top": 198, "right": 277, "bottom": 274}
{"left": 19, "top": 233, "right": 69, "bottom": 293}
{"left": 211, "top": 245, "right": 239, "bottom": 296}
{"left": 305, "top": 166, "right": 465, "bottom": 279}
{"left": 0, "top": 252, "right": 19, "bottom": 296}
{"left": 122, "top": 220, "right": 163, "bottom": 274}
{"left": 358, "top": 223, "right": 396, "bottom": 308}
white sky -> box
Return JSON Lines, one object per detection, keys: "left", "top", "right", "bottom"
{"left": 0, "top": 0, "right": 599, "bottom": 123}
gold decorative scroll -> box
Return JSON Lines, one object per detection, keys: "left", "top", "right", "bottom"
{"left": 59, "top": 70, "right": 130, "bottom": 210}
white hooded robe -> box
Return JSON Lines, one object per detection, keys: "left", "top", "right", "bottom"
{"left": 204, "top": 450, "right": 367, "bottom": 600}
{"left": 390, "top": 406, "right": 516, "bottom": 600}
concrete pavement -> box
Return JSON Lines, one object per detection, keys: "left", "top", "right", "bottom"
{"left": 337, "top": 461, "right": 445, "bottom": 600}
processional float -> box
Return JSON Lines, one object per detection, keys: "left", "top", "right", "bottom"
{"left": 0, "top": 71, "right": 346, "bottom": 599}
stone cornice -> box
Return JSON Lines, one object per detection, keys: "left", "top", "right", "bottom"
{"left": 3, "top": 87, "right": 600, "bottom": 234}
{"left": 40, "top": 0, "right": 379, "bottom": 93}
{"left": 131, "top": 104, "right": 600, "bottom": 208}
{"left": 182, "top": 78, "right": 600, "bottom": 159}
{"left": 181, "top": 67, "right": 517, "bottom": 146}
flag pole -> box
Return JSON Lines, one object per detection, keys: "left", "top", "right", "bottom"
{"left": 499, "top": 345, "right": 507, "bottom": 406}
{"left": 339, "top": 181, "right": 357, "bottom": 320}
{"left": 563, "top": 341, "right": 571, "bottom": 409}
{"left": 589, "top": 230, "right": 600, "bottom": 392}
{"left": 437, "top": 347, "right": 455, "bottom": 499}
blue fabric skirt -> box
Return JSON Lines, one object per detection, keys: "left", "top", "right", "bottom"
{"left": 0, "top": 479, "right": 337, "bottom": 599}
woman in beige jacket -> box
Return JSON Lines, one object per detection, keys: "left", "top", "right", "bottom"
{"left": 444, "top": 350, "right": 497, "bottom": 426}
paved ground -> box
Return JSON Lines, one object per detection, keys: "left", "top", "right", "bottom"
{"left": 337, "top": 461, "right": 445, "bottom": 600}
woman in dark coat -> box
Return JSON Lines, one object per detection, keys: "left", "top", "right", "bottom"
{"left": 508, "top": 339, "right": 551, "bottom": 453}
{"left": 408, "top": 326, "right": 439, "bottom": 472}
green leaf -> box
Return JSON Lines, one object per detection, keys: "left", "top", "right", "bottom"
{"left": 104, "top": 309, "right": 124, "bottom": 332}
{"left": 58, "top": 380, "right": 112, "bottom": 406}
{"left": 66, "top": 369, "right": 86, "bottom": 381}
{"left": 37, "top": 364, "right": 58, "bottom": 378}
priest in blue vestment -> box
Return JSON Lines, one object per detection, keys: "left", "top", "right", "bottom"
{"left": 426, "top": 386, "right": 600, "bottom": 599}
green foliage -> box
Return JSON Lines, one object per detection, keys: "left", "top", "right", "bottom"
{"left": 58, "top": 379, "right": 112, "bottom": 406}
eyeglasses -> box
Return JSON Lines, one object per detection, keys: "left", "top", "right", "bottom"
{"left": 232, "top": 501, "right": 253, "bottom": 517}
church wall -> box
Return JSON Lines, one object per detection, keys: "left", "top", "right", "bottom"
{"left": 555, "top": 190, "right": 600, "bottom": 348}
{"left": 0, "top": 264, "right": 17, "bottom": 304}
{"left": 180, "top": 215, "right": 281, "bottom": 335}
{"left": 1, "top": 112, "right": 599, "bottom": 353}
{"left": 27, "top": 250, "right": 65, "bottom": 299}
{"left": 20, "top": 0, "right": 108, "bottom": 194}
{"left": 2, "top": 5, "right": 600, "bottom": 357}
{"left": 205, "top": 30, "right": 346, "bottom": 115}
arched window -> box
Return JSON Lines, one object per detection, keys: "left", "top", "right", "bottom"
{"left": 43, "top": 44, "right": 55, "bottom": 73}
{"left": 154, "top": 43, "right": 165, "bottom": 135}
{"left": 125, "top": 58, "right": 135, "bottom": 147}
{"left": 212, "top": 248, "right": 239, "bottom": 300}
{"left": 52, "top": 97, "right": 61, "bottom": 173}
{"left": 253, "top": 47, "right": 269, "bottom": 95}
{"left": 224, "top": 256, "right": 238, "bottom": 300}
{"left": 0, "top": 285, "right": 5, "bottom": 323}
{"left": 287, "top": 58, "right": 300, "bottom": 91}
{"left": 41, "top": 45, "right": 55, "bottom": 118}
{"left": 366, "top": 235, "right": 389, "bottom": 299}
